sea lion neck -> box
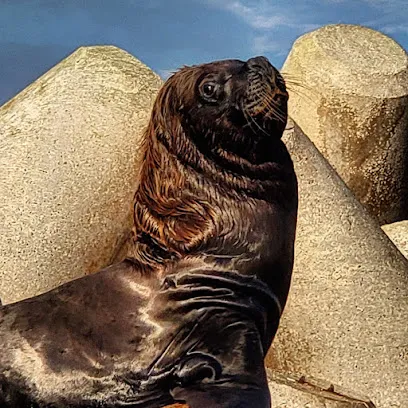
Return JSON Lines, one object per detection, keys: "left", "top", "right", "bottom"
{"left": 127, "top": 126, "right": 297, "bottom": 273}
{"left": 189, "top": 126, "right": 292, "bottom": 175}
{"left": 150, "top": 122, "right": 295, "bottom": 201}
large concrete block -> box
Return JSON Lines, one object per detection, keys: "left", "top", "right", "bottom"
{"left": 282, "top": 24, "right": 408, "bottom": 224}
{"left": 0, "top": 46, "right": 162, "bottom": 304}
{"left": 266, "top": 120, "right": 408, "bottom": 408}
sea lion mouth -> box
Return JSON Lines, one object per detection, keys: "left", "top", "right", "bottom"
{"left": 242, "top": 56, "right": 288, "bottom": 129}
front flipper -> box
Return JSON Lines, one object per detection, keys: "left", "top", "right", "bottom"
{"left": 171, "top": 381, "right": 271, "bottom": 408}
{"left": 169, "top": 350, "right": 270, "bottom": 407}
{"left": 149, "top": 269, "right": 279, "bottom": 408}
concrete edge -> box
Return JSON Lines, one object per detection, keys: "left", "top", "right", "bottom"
{"left": 0, "top": 45, "right": 161, "bottom": 111}
{"left": 267, "top": 369, "right": 376, "bottom": 407}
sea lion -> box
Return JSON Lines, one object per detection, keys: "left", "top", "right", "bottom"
{"left": 0, "top": 56, "right": 297, "bottom": 407}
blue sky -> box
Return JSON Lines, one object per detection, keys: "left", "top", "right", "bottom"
{"left": 0, "top": 0, "right": 407, "bottom": 106}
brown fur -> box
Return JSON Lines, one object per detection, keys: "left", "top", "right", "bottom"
{"left": 131, "top": 66, "right": 220, "bottom": 262}
{"left": 128, "top": 61, "right": 295, "bottom": 279}
{"left": 0, "top": 57, "right": 297, "bottom": 408}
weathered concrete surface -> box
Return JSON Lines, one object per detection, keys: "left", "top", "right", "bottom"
{"left": 0, "top": 46, "right": 162, "bottom": 304}
{"left": 266, "top": 120, "right": 408, "bottom": 408}
{"left": 382, "top": 220, "right": 408, "bottom": 260}
{"left": 268, "top": 371, "right": 375, "bottom": 408}
{"left": 282, "top": 24, "right": 408, "bottom": 224}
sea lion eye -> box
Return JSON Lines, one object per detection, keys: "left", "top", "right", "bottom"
{"left": 199, "top": 81, "right": 219, "bottom": 101}
{"left": 203, "top": 83, "right": 215, "bottom": 96}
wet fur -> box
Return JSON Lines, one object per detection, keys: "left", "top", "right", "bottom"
{"left": 0, "top": 57, "right": 297, "bottom": 408}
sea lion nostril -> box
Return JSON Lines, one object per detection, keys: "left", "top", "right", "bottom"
{"left": 246, "top": 56, "right": 271, "bottom": 69}
{"left": 246, "top": 56, "right": 277, "bottom": 85}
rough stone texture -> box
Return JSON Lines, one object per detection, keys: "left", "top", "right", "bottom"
{"left": 268, "top": 371, "right": 375, "bottom": 408}
{"left": 0, "top": 46, "right": 162, "bottom": 304}
{"left": 265, "top": 120, "right": 408, "bottom": 408}
{"left": 382, "top": 221, "right": 408, "bottom": 259}
{"left": 282, "top": 24, "right": 408, "bottom": 224}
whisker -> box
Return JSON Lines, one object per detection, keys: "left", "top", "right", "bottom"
{"left": 258, "top": 91, "right": 287, "bottom": 123}
{"left": 280, "top": 72, "right": 304, "bottom": 81}
{"left": 241, "top": 102, "right": 270, "bottom": 137}
{"left": 280, "top": 72, "right": 315, "bottom": 92}
{"left": 284, "top": 81, "right": 315, "bottom": 94}
{"left": 246, "top": 89, "right": 286, "bottom": 124}
{"left": 266, "top": 96, "right": 287, "bottom": 119}
{"left": 241, "top": 101, "right": 258, "bottom": 135}
{"left": 283, "top": 78, "right": 311, "bottom": 87}
{"left": 245, "top": 98, "right": 263, "bottom": 110}
{"left": 264, "top": 105, "right": 286, "bottom": 123}
{"left": 282, "top": 76, "right": 316, "bottom": 101}
{"left": 285, "top": 85, "right": 315, "bottom": 103}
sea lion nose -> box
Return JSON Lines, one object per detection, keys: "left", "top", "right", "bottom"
{"left": 246, "top": 56, "right": 276, "bottom": 82}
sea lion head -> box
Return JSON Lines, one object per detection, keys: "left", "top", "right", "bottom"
{"left": 150, "top": 56, "right": 288, "bottom": 163}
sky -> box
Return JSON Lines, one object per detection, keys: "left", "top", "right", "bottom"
{"left": 0, "top": 0, "right": 407, "bottom": 106}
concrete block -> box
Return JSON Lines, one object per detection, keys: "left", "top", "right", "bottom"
{"left": 0, "top": 46, "right": 162, "bottom": 304}
{"left": 266, "top": 120, "right": 408, "bottom": 408}
{"left": 282, "top": 24, "right": 408, "bottom": 224}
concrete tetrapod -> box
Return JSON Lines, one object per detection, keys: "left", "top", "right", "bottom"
{"left": 282, "top": 24, "right": 408, "bottom": 224}
{"left": 0, "top": 46, "right": 162, "bottom": 304}
{"left": 266, "top": 119, "right": 408, "bottom": 408}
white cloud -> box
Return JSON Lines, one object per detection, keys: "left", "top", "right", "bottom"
{"left": 201, "top": 0, "right": 406, "bottom": 57}
{"left": 361, "top": 0, "right": 406, "bottom": 6}
{"left": 202, "top": 0, "right": 322, "bottom": 56}
{"left": 224, "top": 1, "right": 291, "bottom": 30}
{"left": 206, "top": 0, "right": 299, "bottom": 30}
{"left": 381, "top": 24, "right": 408, "bottom": 35}
{"left": 251, "top": 35, "right": 289, "bottom": 55}
{"left": 321, "top": 0, "right": 406, "bottom": 5}
{"left": 204, "top": 0, "right": 321, "bottom": 32}
{"left": 252, "top": 35, "right": 281, "bottom": 54}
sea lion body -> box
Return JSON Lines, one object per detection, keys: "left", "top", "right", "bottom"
{"left": 0, "top": 57, "right": 297, "bottom": 407}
